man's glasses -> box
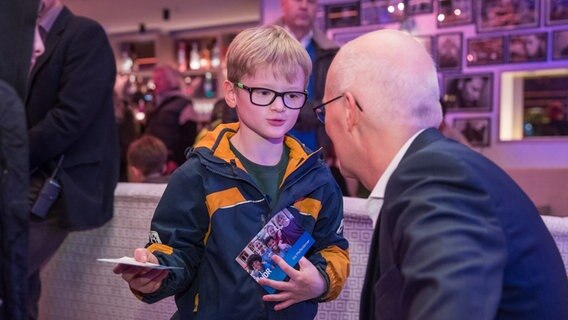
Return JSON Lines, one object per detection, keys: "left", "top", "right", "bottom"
{"left": 313, "top": 94, "right": 363, "bottom": 123}
{"left": 235, "top": 82, "right": 308, "bottom": 110}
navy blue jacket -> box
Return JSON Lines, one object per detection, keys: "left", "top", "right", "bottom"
{"left": 141, "top": 123, "right": 349, "bottom": 319}
{"left": 360, "top": 128, "right": 568, "bottom": 319}
{"left": 26, "top": 7, "right": 118, "bottom": 230}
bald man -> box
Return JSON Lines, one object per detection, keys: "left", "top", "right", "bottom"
{"left": 317, "top": 29, "right": 568, "bottom": 319}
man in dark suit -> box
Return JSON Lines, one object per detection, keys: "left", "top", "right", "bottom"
{"left": 26, "top": 0, "right": 118, "bottom": 318}
{"left": 318, "top": 29, "right": 568, "bottom": 319}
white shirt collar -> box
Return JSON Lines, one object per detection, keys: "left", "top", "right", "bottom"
{"left": 365, "top": 129, "right": 425, "bottom": 225}
{"left": 39, "top": 3, "right": 64, "bottom": 33}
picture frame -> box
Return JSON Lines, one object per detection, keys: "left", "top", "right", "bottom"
{"left": 435, "top": 32, "right": 462, "bottom": 71}
{"left": 545, "top": 0, "right": 568, "bottom": 25}
{"left": 522, "top": 74, "right": 568, "bottom": 137}
{"left": 466, "top": 36, "right": 505, "bottom": 66}
{"left": 453, "top": 117, "right": 491, "bottom": 147}
{"left": 408, "top": 0, "right": 434, "bottom": 15}
{"left": 329, "top": 28, "right": 375, "bottom": 46}
{"left": 437, "top": 0, "right": 474, "bottom": 28}
{"left": 507, "top": 32, "right": 548, "bottom": 63}
{"left": 414, "top": 35, "right": 434, "bottom": 57}
{"left": 477, "top": 0, "right": 540, "bottom": 33}
{"left": 552, "top": 29, "right": 568, "bottom": 59}
{"left": 325, "top": 2, "right": 361, "bottom": 29}
{"left": 360, "top": 0, "right": 404, "bottom": 25}
{"left": 443, "top": 73, "right": 493, "bottom": 112}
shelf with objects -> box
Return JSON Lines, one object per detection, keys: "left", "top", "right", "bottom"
{"left": 172, "top": 28, "right": 246, "bottom": 120}
{"left": 109, "top": 31, "right": 176, "bottom": 131}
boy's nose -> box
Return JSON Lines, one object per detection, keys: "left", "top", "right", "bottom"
{"left": 270, "top": 96, "right": 286, "bottom": 112}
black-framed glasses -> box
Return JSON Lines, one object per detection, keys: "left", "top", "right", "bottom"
{"left": 235, "top": 82, "right": 308, "bottom": 110}
{"left": 313, "top": 94, "right": 363, "bottom": 123}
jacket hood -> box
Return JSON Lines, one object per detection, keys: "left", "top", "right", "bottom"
{"left": 192, "top": 122, "right": 322, "bottom": 185}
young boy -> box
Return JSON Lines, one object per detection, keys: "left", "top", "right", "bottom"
{"left": 126, "top": 135, "right": 170, "bottom": 183}
{"left": 114, "top": 25, "right": 349, "bottom": 319}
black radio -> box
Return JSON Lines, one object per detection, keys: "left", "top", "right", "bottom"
{"left": 31, "top": 155, "right": 64, "bottom": 218}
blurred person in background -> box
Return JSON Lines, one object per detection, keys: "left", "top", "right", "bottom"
{"left": 275, "top": 0, "right": 355, "bottom": 195}
{"left": 25, "top": 0, "right": 118, "bottom": 318}
{"left": 145, "top": 65, "right": 198, "bottom": 171}
{"left": 127, "top": 135, "right": 170, "bottom": 183}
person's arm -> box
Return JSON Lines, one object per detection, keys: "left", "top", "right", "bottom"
{"left": 135, "top": 163, "right": 210, "bottom": 303}
{"left": 305, "top": 181, "right": 350, "bottom": 301}
{"left": 28, "top": 20, "right": 115, "bottom": 169}
{"left": 387, "top": 152, "right": 506, "bottom": 319}
{"left": 113, "top": 248, "right": 169, "bottom": 296}
{"left": 259, "top": 179, "right": 349, "bottom": 309}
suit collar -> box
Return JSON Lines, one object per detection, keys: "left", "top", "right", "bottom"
{"left": 27, "top": 6, "right": 72, "bottom": 102}
{"left": 403, "top": 127, "right": 444, "bottom": 160}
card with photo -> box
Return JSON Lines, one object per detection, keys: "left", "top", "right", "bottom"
{"left": 235, "top": 208, "right": 315, "bottom": 293}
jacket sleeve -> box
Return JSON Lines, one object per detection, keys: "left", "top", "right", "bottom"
{"left": 386, "top": 152, "right": 506, "bottom": 319}
{"left": 140, "top": 163, "right": 210, "bottom": 303}
{"left": 306, "top": 178, "right": 350, "bottom": 302}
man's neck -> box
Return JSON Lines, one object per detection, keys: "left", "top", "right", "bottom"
{"left": 289, "top": 27, "right": 309, "bottom": 41}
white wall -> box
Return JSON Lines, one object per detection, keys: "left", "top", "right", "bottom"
{"left": 261, "top": 0, "right": 568, "bottom": 170}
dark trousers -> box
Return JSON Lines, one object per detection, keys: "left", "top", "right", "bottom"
{"left": 27, "top": 172, "right": 68, "bottom": 320}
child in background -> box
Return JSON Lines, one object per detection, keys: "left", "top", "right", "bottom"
{"left": 126, "top": 135, "right": 170, "bottom": 183}
{"left": 114, "top": 25, "right": 349, "bottom": 320}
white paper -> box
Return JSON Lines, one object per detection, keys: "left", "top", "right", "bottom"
{"left": 97, "top": 256, "right": 183, "bottom": 270}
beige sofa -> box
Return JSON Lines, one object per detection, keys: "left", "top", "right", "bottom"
{"left": 38, "top": 183, "right": 568, "bottom": 320}
{"left": 505, "top": 168, "right": 568, "bottom": 217}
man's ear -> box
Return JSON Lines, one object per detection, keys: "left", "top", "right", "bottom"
{"left": 223, "top": 80, "right": 237, "bottom": 108}
{"left": 343, "top": 91, "right": 360, "bottom": 132}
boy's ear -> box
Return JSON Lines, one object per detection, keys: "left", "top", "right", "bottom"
{"left": 223, "top": 80, "right": 237, "bottom": 108}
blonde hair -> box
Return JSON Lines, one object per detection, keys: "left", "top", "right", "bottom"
{"left": 226, "top": 25, "right": 312, "bottom": 86}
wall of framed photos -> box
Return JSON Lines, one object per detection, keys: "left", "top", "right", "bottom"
{"left": 261, "top": 0, "right": 568, "bottom": 169}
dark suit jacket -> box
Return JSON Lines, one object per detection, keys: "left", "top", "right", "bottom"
{"left": 360, "top": 128, "right": 568, "bottom": 320}
{"left": 0, "top": 81, "right": 29, "bottom": 320}
{"left": 26, "top": 7, "right": 118, "bottom": 231}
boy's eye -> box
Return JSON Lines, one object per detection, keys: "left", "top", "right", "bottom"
{"left": 286, "top": 93, "right": 301, "bottom": 100}
{"left": 254, "top": 89, "right": 273, "bottom": 96}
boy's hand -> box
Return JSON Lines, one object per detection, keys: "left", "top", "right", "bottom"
{"left": 113, "top": 248, "right": 169, "bottom": 294}
{"left": 258, "top": 255, "right": 326, "bottom": 311}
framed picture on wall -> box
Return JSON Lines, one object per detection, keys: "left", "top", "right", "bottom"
{"left": 329, "top": 28, "right": 376, "bottom": 46}
{"left": 477, "top": 0, "right": 539, "bottom": 32}
{"left": 552, "top": 29, "right": 568, "bottom": 59}
{"left": 443, "top": 73, "right": 493, "bottom": 112}
{"left": 507, "top": 32, "right": 548, "bottom": 63}
{"left": 453, "top": 117, "right": 491, "bottom": 147}
{"left": 436, "top": 32, "right": 462, "bottom": 71}
{"left": 546, "top": 0, "right": 568, "bottom": 25}
{"left": 325, "top": 2, "right": 361, "bottom": 29}
{"left": 415, "top": 35, "right": 434, "bottom": 57}
{"left": 466, "top": 36, "right": 505, "bottom": 66}
{"left": 437, "top": 0, "right": 474, "bottom": 28}
{"left": 408, "top": 0, "right": 434, "bottom": 15}
{"left": 378, "top": 0, "right": 405, "bottom": 24}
